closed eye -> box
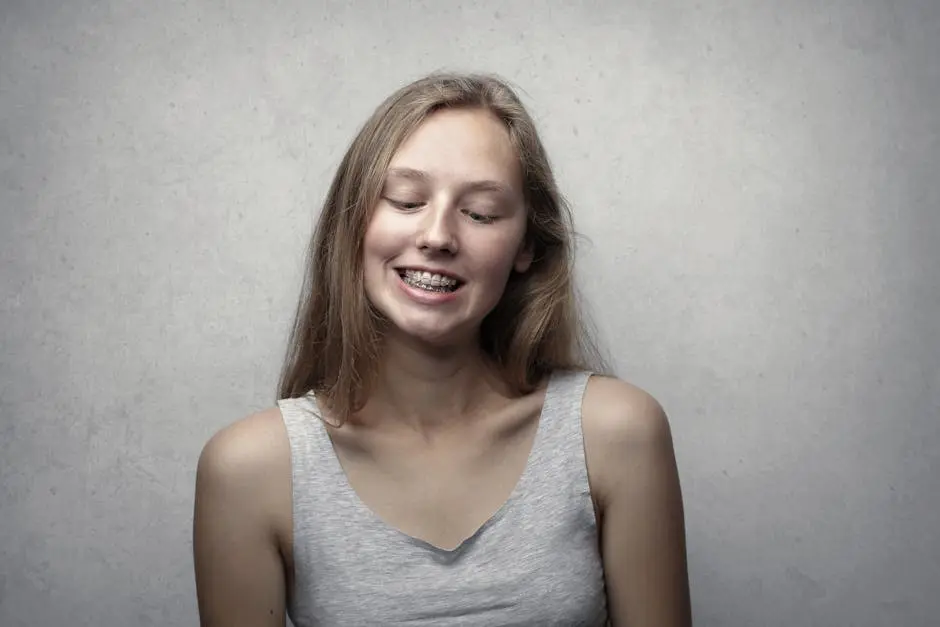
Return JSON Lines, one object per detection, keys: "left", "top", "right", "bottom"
{"left": 386, "top": 199, "right": 423, "bottom": 211}
{"left": 386, "top": 198, "right": 496, "bottom": 224}
{"left": 465, "top": 210, "right": 497, "bottom": 224}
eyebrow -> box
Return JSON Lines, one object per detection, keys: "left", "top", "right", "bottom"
{"left": 385, "top": 167, "right": 514, "bottom": 197}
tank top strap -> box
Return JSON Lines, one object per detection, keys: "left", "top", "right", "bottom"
{"left": 524, "top": 369, "right": 594, "bottom": 486}
{"left": 278, "top": 393, "right": 329, "bottom": 464}
{"left": 276, "top": 393, "right": 352, "bottom": 509}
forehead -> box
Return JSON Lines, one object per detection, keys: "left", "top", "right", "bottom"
{"left": 387, "top": 108, "right": 521, "bottom": 189}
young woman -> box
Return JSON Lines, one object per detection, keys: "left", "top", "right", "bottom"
{"left": 193, "top": 72, "right": 691, "bottom": 626}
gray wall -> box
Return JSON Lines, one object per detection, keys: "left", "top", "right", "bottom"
{"left": 2, "top": 1, "right": 937, "bottom": 625}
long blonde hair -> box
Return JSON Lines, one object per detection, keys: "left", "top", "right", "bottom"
{"left": 277, "top": 71, "right": 608, "bottom": 423}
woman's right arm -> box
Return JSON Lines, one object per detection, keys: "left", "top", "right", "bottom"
{"left": 193, "top": 411, "right": 291, "bottom": 627}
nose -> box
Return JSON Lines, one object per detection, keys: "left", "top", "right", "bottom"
{"left": 415, "top": 202, "right": 458, "bottom": 254}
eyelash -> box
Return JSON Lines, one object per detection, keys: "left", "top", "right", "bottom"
{"left": 386, "top": 199, "right": 497, "bottom": 224}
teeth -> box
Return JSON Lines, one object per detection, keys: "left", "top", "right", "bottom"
{"left": 403, "top": 269, "right": 458, "bottom": 287}
{"left": 401, "top": 269, "right": 460, "bottom": 292}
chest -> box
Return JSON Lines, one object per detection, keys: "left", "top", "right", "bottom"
{"left": 286, "top": 445, "right": 609, "bottom": 627}
{"left": 299, "top": 539, "right": 610, "bottom": 626}
{"left": 329, "top": 413, "right": 540, "bottom": 551}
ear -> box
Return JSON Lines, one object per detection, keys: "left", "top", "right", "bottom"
{"left": 513, "top": 237, "right": 534, "bottom": 273}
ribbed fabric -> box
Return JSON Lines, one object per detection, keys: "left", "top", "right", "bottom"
{"left": 276, "top": 369, "right": 608, "bottom": 626}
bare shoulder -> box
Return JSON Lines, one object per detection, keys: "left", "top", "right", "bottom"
{"left": 581, "top": 375, "right": 691, "bottom": 626}
{"left": 197, "top": 407, "right": 290, "bottom": 482}
{"left": 581, "top": 375, "right": 673, "bottom": 464}
{"left": 195, "top": 406, "right": 293, "bottom": 543}
{"left": 194, "top": 407, "right": 293, "bottom": 626}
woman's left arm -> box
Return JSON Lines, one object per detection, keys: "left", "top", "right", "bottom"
{"left": 583, "top": 377, "right": 692, "bottom": 627}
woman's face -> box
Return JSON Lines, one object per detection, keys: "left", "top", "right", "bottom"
{"left": 362, "top": 107, "right": 532, "bottom": 347}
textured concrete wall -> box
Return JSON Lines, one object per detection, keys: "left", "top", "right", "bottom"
{"left": 1, "top": 1, "right": 937, "bottom": 625}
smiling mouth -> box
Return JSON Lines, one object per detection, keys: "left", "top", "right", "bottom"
{"left": 396, "top": 269, "right": 464, "bottom": 293}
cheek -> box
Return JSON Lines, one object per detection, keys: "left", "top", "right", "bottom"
{"left": 477, "top": 231, "right": 526, "bottom": 272}
{"left": 363, "top": 214, "right": 403, "bottom": 265}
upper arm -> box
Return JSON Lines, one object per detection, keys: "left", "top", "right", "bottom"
{"left": 193, "top": 409, "right": 291, "bottom": 627}
{"left": 583, "top": 376, "right": 692, "bottom": 627}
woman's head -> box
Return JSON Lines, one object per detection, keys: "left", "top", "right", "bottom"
{"left": 278, "top": 71, "right": 604, "bottom": 421}
{"left": 363, "top": 106, "right": 532, "bottom": 350}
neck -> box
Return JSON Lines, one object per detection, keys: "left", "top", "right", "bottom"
{"left": 359, "top": 332, "right": 509, "bottom": 436}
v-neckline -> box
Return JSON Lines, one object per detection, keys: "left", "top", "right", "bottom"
{"left": 308, "top": 371, "right": 558, "bottom": 554}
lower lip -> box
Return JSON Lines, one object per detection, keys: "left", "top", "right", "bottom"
{"left": 396, "top": 272, "right": 462, "bottom": 304}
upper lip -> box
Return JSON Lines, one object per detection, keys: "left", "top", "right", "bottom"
{"left": 396, "top": 265, "right": 466, "bottom": 283}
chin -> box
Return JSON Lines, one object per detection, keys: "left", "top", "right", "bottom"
{"left": 403, "top": 326, "right": 463, "bottom": 347}
{"left": 389, "top": 319, "right": 474, "bottom": 350}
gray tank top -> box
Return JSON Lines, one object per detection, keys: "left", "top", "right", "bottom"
{"left": 277, "top": 369, "right": 609, "bottom": 626}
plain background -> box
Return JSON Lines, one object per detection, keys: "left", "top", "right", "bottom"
{"left": 2, "top": 1, "right": 938, "bottom": 625}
